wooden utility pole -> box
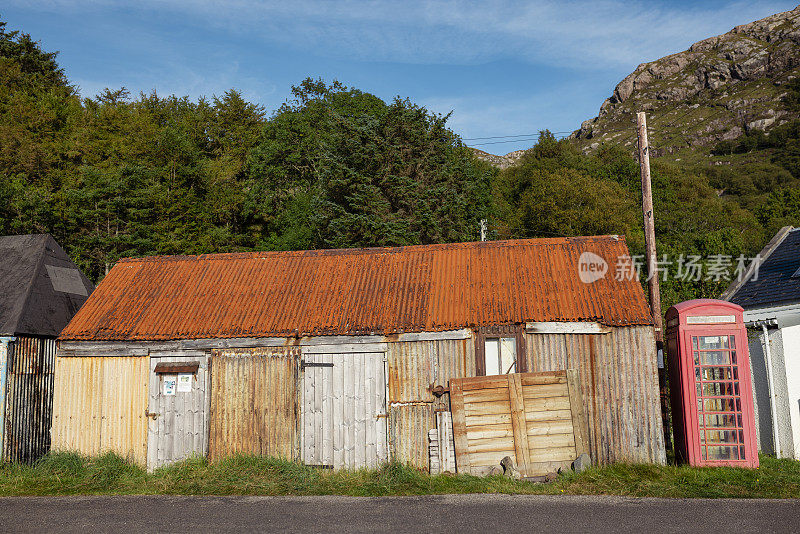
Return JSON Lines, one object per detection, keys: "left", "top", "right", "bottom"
{"left": 636, "top": 112, "right": 672, "bottom": 452}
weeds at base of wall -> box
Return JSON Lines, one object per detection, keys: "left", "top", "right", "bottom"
{"left": 0, "top": 453, "right": 798, "bottom": 498}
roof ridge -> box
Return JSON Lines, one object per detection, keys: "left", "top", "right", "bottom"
{"left": 117, "top": 235, "right": 627, "bottom": 264}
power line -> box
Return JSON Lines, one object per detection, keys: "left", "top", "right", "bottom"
{"left": 462, "top": 131, "right": 573, "bottom": 141}
{"left": 468, "top": 134, "right": 570, "bottom": 147}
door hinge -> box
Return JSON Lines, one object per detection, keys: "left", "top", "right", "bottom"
{"left": 144, "top": 409, "right": 160, "bottom": 420}
{"left": 300, "top": 361, "right": 334, "bottom": 370}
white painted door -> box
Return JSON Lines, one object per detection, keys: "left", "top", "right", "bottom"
{"left": 301, "top": 352, "right": 388, "bottom": 469}
{"left": 147, "top": 354, "right": 210, "bottom": 471}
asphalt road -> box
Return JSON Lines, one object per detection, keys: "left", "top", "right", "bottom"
{"left": 1, "top": 494, "right": 798, "bottom": 533}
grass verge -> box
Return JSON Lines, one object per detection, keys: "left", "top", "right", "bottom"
{"left": 0, "top": 453, "right": 798, "bottom": 498}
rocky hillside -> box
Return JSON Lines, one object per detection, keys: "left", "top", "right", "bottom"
{"left": 470, "top": 148, "right": 526, "bottom": 169}
{"left": 571, "top": 5, "right": 800, "bottom": 157}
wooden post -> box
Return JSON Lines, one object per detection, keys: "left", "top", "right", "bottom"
{"left": 637, "top": 112, "right": 662, "bottom": 334}
{"left": 636, "top": 112, "right": 672, "bottom": 452}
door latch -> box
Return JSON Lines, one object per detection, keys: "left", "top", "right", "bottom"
{"left": 300, "top": 360, "right": 334, "bottom": 370}
{"left": 144, "top": 409, "right": 160, "bottom": 420}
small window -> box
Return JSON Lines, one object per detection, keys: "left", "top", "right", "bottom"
{"left": 484, "top": 337, "right": 517, "bottom": 376}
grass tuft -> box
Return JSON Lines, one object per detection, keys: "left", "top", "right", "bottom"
{"left": 0, "top": 453, "right": 797, "bottom": 498}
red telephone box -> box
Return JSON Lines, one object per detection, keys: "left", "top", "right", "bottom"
{"left": 665, "top": 299, "right": 758, "bottom": 468}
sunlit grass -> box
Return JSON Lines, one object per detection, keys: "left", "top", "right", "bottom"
{"left": 0, "top": 453, "right": 797, "bottom": 498}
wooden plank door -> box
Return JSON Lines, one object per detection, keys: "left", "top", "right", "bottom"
{"left": 301, "top": 352, "right": 388, "bottom": 469}
{"left": 147, "top": 353, "right": 210, "bottom": 471}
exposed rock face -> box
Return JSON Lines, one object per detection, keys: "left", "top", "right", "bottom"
{"left": 572, "top": 5, "right": 800, "bottom": 155}
{"left": 470, "top": 148, "right": 527, "bottom": 169}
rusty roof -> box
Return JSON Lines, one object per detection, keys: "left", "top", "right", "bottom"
{"left": 59, "top": 236, "right": 653, "bottom": 341}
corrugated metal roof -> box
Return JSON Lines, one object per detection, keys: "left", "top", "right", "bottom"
{"left": 60, "top": 236, "right": 653, "bottom": 341}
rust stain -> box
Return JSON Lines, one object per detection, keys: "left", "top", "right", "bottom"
{"left": 60, "top": 236, "right": 652, "bottom": 341}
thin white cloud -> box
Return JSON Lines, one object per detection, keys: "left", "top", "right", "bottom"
{"left": 9, "top": 0, "right": 796, "bottom": 69}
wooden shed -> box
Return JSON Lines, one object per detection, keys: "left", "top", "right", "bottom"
{"left": 0, "top": 234, "right": 94, "bottom": 463}
{"left": 54, "top": 236, "right": 666, "bottom": 471}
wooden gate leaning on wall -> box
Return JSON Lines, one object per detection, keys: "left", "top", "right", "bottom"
{"left": 449, "top": 370, "right": 588, "bottom": 476}
{"left": 208, "top": 347, "right": 300, "bottom": 461}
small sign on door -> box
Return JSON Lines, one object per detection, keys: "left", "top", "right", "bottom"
{"left": 163, "top": 376, "right": 177, "bottom": 396}
{"left": 177, "top": 373, "right": 192, "bottom": 393}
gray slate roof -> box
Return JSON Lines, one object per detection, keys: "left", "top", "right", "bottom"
{"left": 726, "top": 227, "right": 800, "bottom": 310}
{"left": 0, "top": 234, "right": 94, "bottom": 337}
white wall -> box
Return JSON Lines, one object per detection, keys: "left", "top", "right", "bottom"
{"left": 781, "top": 324, "right": 800, "bottom": 459}
{"left": 749, "top": 327, "right": 797, "bottom": 459}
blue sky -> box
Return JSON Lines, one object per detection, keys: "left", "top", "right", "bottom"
{"left": 3, "top": 1, "right": 797, "bottom": 153}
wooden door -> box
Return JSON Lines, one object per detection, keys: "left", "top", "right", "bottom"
{"left": 301, "top": 351, "right": 388, "bottom": 469}
{"left": 147, "top": 353, "right": 210, "bottom": 471}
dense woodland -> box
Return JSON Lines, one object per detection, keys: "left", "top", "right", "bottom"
{"left": 2, "top": 21, "right": 799, "bottom": 310}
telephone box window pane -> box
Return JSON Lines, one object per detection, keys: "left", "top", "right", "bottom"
{"left": 704, "top": 383, "right": 735, "bottom": 397}
{"left": 731, "top": 351, "right": 737, "bottom": 365}
{"left": 733, "top": 368, "right": 739, "bottom": 380}
{"left": 730, "top": 336, "right": 736, "bottom": 349}
{"left": 694, "top": 351, "right": 700, "bottom": 365}
{"left": 692, "top": 338, "right": 698, "bottom": 350}
{"left": 705, "top": 413, "right": 737, "bottom": 428}
{"left": 702, "top": 367, "right": 732, "bottom": 381}
{"left": 701, "top": 448, "right": 707, "bottom": 460}
{"left": 740, "top": 446, "right": 745, "bottom": 459}
{"left": 696, "top": 384, "right": 702, "bottom": 398}
{"left": 737, "top": 414, "right": 742, "bottom": 427}
{"left": 695, "top": 368, "right": 701, "bottom": 381}
{"left": 706, "top": 430, "right": 738, "bottom": 443}
{"left": 703, "top": 398, "right": 736, "bottom": 412}
{"left": 697, "top": 336, "right": 729, "bottom": 350}
{"left": 700, "top": 351, "right": 730, "bottom": 365}
{"left": 707, "top": 446, "right": 736, "bottom": 460}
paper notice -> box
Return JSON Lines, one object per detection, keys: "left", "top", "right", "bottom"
{"left": 163, "top": 376, "right": 177, "bottom": 396}
{"left": 177, "top": 373, "right": 192, "bottom": 393}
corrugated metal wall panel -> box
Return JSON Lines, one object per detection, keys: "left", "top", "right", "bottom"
{"left": 525, "top": 326, "right": 666, "bottom": 465}
{"left": 386, "top": 338, "right": 475, "bottom": 469}
{"left": 51, "top": 355, "right": 148, "bottom": 465}
{"left": 208, "top": 348, "right": 300, "bottom": 461}
{"left": 3, "top": 337, "right": 56, "bottom": 463}
{"left": 389, "top": 404, "right": 435, "bottom": 469}
{"left": 387, "top": 338, "right": 475, "bottom": 403}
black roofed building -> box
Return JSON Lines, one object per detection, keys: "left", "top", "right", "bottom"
{"left": 721, "top": 226, "right": 800, "bottom": 460}
{"left": 0, "top": 234, "right": 94, "bottom": 463}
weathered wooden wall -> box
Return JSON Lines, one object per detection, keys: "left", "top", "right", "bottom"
{"left": 51, "top": 355, "right": 148, "bottom": 465}
{"left": 524, "top": 326, "right": 666, "bottom": 465}
{"left": 208, "top": 347, "right": 300, "bottom": 461}
{"left": 386, "top": 336, "right": 475, "bottom": 468}
{"left": 2, "top": 337, "right": 56, "bottom": 463}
